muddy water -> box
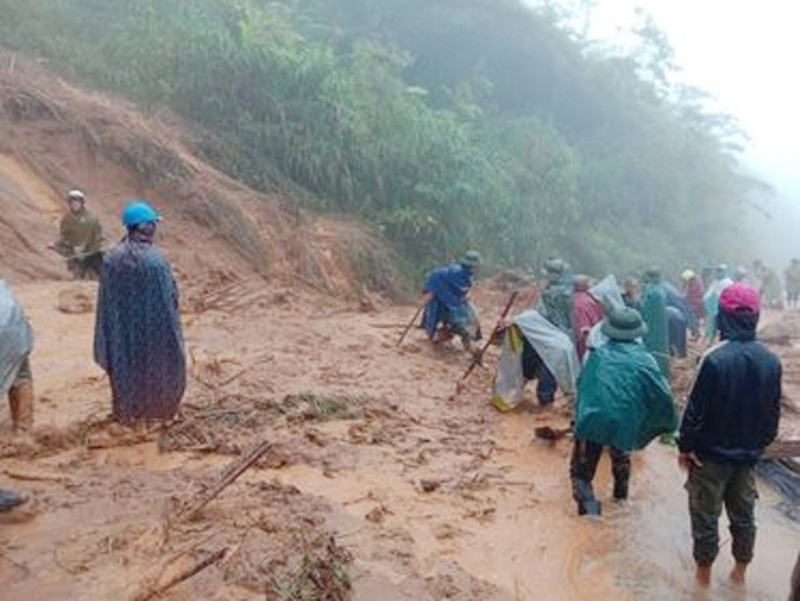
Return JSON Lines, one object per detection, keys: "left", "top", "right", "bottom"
{"left": 258, "top": 407, "right": 799, "bottom": 600}
{"left": 3, "top": 282, "right": 799, "bottom": 600}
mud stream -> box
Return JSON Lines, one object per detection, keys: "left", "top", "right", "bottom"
{"left": 1, "top": 281, "right": 798, "bottom": 600}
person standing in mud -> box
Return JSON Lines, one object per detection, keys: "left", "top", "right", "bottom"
{"left": 420, "top": 250, "right": 482, "bottom": 357}
{"left": 0, "top": 280, "right": 35, "bottom": 434}
{"left": 571, "top": 307, "right": 676, "bottom": 515}
{"left": 681, "top": 269, "right": 705, "bottom": 339}
{"left": 571, "top": 274, "right": 603, "bottom": 362}
{"left": 94, "top": 200, "right": 186, "bottom": 424}
{"left": 52, "top": 189, "right": 105, "bottom": 280}
{"left": 534, "top": 257, "right": 573, "bottom": 403}
{"left": 784, "top": 259, "right": 800, "bottom": 310}
{"left": 678, "top": 282, "right": 781, "bottom": 588}
{"left": 640, "top": 268, "right": 670, "bottom": 377}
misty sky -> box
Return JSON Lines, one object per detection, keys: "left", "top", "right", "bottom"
{"left": 532, "top": 0, "right": 800, "bottom": 198}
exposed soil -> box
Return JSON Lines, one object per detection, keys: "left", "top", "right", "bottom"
{"left": 0, "top": 279, "right": 798, "bottom": 601}
{"left": 0, "top": 47, "right": 798, "bottom": 601}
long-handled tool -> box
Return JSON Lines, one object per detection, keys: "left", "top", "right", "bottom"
{"left": 397, "top": 304, "right": 425, "bottom": 346}
{"left": 461, "top": 291, "right": 518, "bottom": 380}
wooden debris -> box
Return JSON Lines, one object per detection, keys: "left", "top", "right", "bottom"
{"left": 134, "top": 547, "right": 227, "bottom": 601}
{"left": 178, "top": 440, "right": 271, "bottom": 521}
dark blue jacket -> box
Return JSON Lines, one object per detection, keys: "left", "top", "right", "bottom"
{"left": 678, "top": 310, "right": 781, "bottom": 464}
{"left": 421, "top": 262, "right": 473, "bottom": 338}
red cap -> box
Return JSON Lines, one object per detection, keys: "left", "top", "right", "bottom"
{"left": 719, "top": 283, "right": 760, "bottom": 313}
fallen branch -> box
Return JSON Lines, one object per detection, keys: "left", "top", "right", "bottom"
{"left": 178, "top": 440, "right": 271, "bottom": 521}
{"left": 1, "top": 469, "right": 71, "bottom": 484}
{"left": 134, "top": 547, "right": 227, "bottom": 601}
{"left": 763, "top": 439, "right": 800, "bottom": 460}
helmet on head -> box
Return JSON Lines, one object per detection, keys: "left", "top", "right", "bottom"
{"left": 459, "top": 250, "right": 482, "bottom": 268}
{"left": 67, "top": 189, "right": 85, "bottom": 202}
{"left": 681, "top": 269, "right": 695, "bottom": 281}
{"left": 544, "top": 257, "right": 566, "bottom": 275}
{"left": 122, "top": 200, "right": 161, "bottom": 228}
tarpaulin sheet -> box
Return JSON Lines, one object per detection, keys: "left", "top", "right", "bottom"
{"left": 492, "top": 310, "right": 580, "bottom": 411}
{"left": 0, "top": 281, "right": 33, "bottom": 396}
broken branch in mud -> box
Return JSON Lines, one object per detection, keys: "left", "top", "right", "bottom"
{"left": 763, "top": 439, "right": 800, "bottom": 460}
{"left": 178, "top": 440, "right": 272, "bottom": 521}
{"left": 134, "top": 547, "right": 228, "bottom": 601}
{"left": 461, "top": 291, "right": 519, "bottom": 381}
{"left": 1, "top": 468, "right": 71, "bottom": 484}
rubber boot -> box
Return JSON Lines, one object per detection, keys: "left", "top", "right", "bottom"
{"left": 575, "top": 480, "right": 602, "bottom": 516}
{"left": 0, "top": 490, "right": 25, "bottom": 512}
{"left": 613, "top": 478, "right": 629, "bottom": 501}
{"left": 9, "top": 380, "right": 34, "bottom": 433}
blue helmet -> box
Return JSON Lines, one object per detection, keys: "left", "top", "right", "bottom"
{"left": 122, "top": 200, "right": 161, "bottom": 228}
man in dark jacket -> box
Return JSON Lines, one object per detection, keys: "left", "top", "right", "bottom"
{"left": 534, "top": 257, "right": 573, "bottom": 403}
{"left": 678, "top": 282, "right": 781, "bottom": 588}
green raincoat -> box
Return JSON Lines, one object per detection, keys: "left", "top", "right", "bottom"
{"left": 575, "top": 341, "right": 676, "bottom": 451}
{"left": 641, "top": 281, "right": 670, "bottom": 377}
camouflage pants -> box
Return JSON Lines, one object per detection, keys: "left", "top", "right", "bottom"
{"left": 685, "top": 459, "right": 757, "bottom": 566}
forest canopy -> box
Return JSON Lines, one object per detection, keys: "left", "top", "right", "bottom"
{"left": 0, "top": 0, "right": 768, "bottom": 276}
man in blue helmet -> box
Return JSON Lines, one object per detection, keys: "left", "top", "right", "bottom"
{"left": 94, "top": 200, "right": 186, "bottom": 423}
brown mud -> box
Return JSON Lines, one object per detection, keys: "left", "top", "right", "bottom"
{"left": 0, "top": 280, "right": 798, "bottom": 600}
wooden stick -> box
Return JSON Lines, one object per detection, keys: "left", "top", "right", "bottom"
{"left": 461, "top": 291, "right": 519, "bottom": 380}
{"left": 134, "top": 547, "right": 227, "bottom": 601}
{"left": 397, "top": 304, "right": 424, "bottom": 346}
{"left": 179, "top": 441, "right": 271, "bottom": 521}
{"left": 762, "top": 439, "right": 800, "bottom": 460}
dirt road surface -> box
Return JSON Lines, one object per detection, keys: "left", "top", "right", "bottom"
{"left": 0, "top": 279, "right": 798, "bottom": 601}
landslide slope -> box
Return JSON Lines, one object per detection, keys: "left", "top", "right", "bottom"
{"left": 0, "top": 49, "right": 402, "bottom": 298}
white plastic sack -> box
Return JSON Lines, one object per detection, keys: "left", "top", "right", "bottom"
{"left": 491, "top": 309, "right": 580, "bottom": 411}
{"left": 586, "top": 275, "right": 625, "bottom": 354}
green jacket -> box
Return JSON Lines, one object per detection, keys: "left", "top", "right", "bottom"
{"left": 58, "top": 209, "right": 103, "bottom": 255}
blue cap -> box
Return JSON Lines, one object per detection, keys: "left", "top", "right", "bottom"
{"left": 122, "top": 200, "right": 161, "bottom": 228}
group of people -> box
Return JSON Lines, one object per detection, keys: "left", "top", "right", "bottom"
{"left": 0, "top": 203, "right": 793, "bottom": 592}
{"left": 421, "top": 253, "right": 784, "bottom": 589}
{"left": 2, "top": 191, "right": 186, "bottom": 510}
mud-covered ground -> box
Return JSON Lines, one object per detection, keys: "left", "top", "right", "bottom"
{"left": 1, "top": 279, "right": 799, "bottom": 601}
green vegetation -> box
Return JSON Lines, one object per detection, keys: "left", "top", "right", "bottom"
{"left": 0, "top": 0, "right": 767, "bottom": 277}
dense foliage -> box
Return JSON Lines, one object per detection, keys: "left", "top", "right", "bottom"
{"left": 0, "top": 0, "right": 766, "bottom": 276}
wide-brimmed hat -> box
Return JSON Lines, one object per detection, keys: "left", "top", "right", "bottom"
{"left": 544, "top": 257, "right": 566, "bottom": 274}
{"left": 460, "top": 250, "right": 482, "bottom": 267}
{"left": 643, "top": 267, "right": 661, "bottom": 282}
{"left": 601, "top": 307, "right": 648, "bottom": 341}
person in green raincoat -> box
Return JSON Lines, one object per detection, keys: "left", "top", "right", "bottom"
{"left": 571, "top": 307, "right": 676, "bottom": 516}
{"left": 641, "top": 268, "right": 670, "bottom": 378}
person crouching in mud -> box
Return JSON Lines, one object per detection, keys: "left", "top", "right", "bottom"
{"left": 571, "top": 307, "right": 676, "bottom": 516}
{"left": 420, "top": 251, "right": 482, "bottom": 357}
{"left": 94, "top": 200, "right": 186, "bottom": 425}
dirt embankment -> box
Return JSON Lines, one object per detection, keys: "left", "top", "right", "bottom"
{"left": 0, "top": 49, "right": 404, "bottom": 301}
